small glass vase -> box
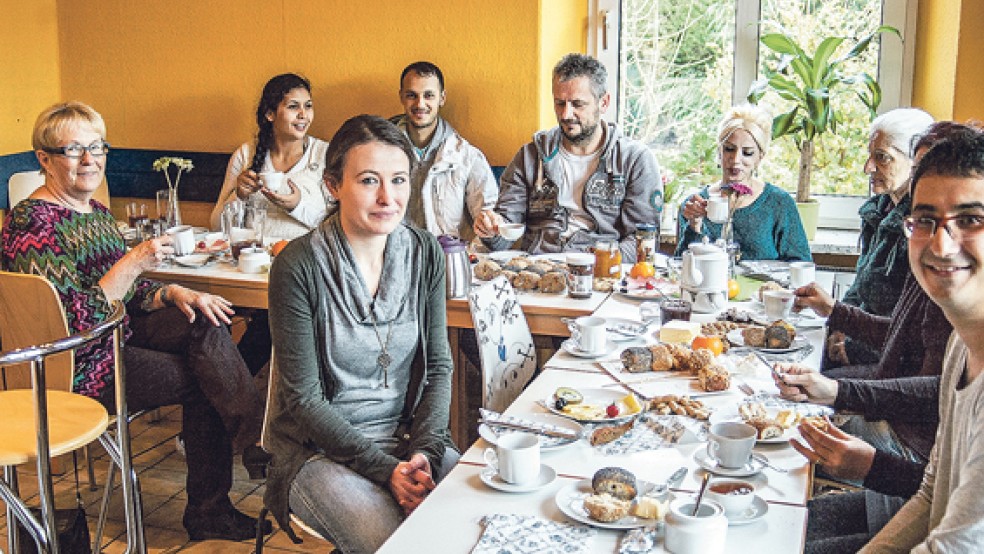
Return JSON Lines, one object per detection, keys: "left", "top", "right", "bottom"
{"left": 157, "top": 188, "right": 181, "bottom": 228}
{"left": 719, "top": 218, "right": 740, "bottom": 277}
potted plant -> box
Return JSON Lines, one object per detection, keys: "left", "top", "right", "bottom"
{"left": 747, "top": 24, "right": 899, "bottom": 238}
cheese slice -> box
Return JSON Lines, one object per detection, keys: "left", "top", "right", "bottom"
{"left": 658, "top": 320, "right": 702, "bottom": 344}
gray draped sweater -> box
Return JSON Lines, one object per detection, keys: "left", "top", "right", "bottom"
{"left": 263, "top": 216, "right": 454, "bottom": 541}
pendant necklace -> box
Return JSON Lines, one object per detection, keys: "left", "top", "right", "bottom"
{"left": 367, "top": 304, "right": 394, "bottom": 388}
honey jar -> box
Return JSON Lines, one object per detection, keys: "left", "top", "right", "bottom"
{"left": 593, "top": 241, "right": 622, "bottom": 279}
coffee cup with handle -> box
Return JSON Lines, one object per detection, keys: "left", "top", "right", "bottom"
{"left": 707, "top": 422, "right": 756, "bottom": 469}
{"left": 762, "top": 289, "right": 795, "bottom": 322}
{"left": 574, "top": 315, "right": 607, "bottom": 354}
{"left": 788, "top": 261, "right": 816, "bottom": 289}
{"left": 166, "top": 224, "right": 196, "bottom": 256}
{"left": 483, "top": 433, "right": 540, "bottom": 485}
{"left": 705, "top": 194, "right": 729, "bottom": 223}
{"left": 259, "top": 171, "right": 286, "bottom": 194}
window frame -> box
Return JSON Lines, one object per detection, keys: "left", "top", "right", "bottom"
{"left": 589, "top": 0, "right": 920, "bottom": 230}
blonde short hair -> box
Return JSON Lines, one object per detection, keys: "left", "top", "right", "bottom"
{"left": 32, "top": 101, "right": 106, "bottom": 151}
{"left": 717, "top": 104, "right": 773, "bottom": 156}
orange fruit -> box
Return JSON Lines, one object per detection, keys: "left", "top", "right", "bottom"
{"left": 629, "top": 261, "right": 656, "bottom": 279}
{"left": 692, "top": 335, "right": 725, "bottom": 356}
{"left": 727, "top": 279, "right": 741, "bottom": 300}
{"left": 270, "top": 239, "right": 289, "bottom": 257}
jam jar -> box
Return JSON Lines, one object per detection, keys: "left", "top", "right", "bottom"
{"left": 635, "top": 223, "right": 658, "bottom": 264}
{"left": 566, "top": 253, "right": 595, "bottom": 299}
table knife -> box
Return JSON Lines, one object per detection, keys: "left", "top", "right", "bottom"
{"left": 479, "top": 419, "right": 579, "bottom": 440}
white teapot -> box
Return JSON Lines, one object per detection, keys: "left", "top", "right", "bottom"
{"left": 681, "top": 241, "right": 729, "bottom": 292}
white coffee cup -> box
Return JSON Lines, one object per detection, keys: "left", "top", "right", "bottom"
{"left": 166, "top": 224, "right": 196, "bottom": 256}
{"left": 762, "top": 289, "right": 795, "bottom": 322}
{"left": 238, "top": 247, "right": 271, "bottom": 274}
{"left": 665, "top": 497, "right": 727, "bottom": 554}
{"left": 788, "top": 261, "right": 816, "bottom": 289}
{"left": 498, "top": 223, "right": 525, "bottom": 241}
{"left": 705, "top": 478, "right": 756, "bottom": 516}
{"left": 705, "top": 195, "right": 729, "bottom": 224}
{"left": 575, "top": 315, "right": 607, "bottom": 354}
{"left": 707, "top": 422, "right": 757, "bottom": 469}
{"left": 483, "top": 433, "right": 540, "bottom": 485}
{"left": 259, "top": 171, "right": 286, "bottom": 194}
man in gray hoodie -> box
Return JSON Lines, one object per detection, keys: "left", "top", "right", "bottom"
{"left": 474, "top": 53, "right": 662, "bottom": 262}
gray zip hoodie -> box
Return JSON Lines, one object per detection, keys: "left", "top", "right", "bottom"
{"left": 485, "top": 122, "right": 662, "bottom": 262}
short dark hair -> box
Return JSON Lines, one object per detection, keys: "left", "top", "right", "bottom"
{"left": 323, "top": 115, "right": 415, "bottom": 186}
{"left": 400, "top": 61, "right": 445, "bottom": 90}
{"left": 910, "top": 122, "right": 984, "bottom": 196}
{"left": 553, "top": 53, "right": 607, "bottom": 99}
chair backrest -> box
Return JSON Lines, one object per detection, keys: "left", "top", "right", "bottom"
{"left": 260, "top": 347, "right": 278, "bottom": 451}
{"left": 6, "top": 170, "right": 111, "bottom": 210}
{"left": 468, "top": 275, "right": 537, "bottom": 412}
{"left": 0, "top": 271, "right": 74, "bottom": 392}
{"left": 7, "top": 171, "right": 45, "bottom": 209}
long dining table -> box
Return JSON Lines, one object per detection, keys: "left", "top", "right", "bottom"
{"left": 375, "top": 289, "right": 826, "bottom": 553}
{"left": 148, "top": 257, "right": 833, "bottom": 552}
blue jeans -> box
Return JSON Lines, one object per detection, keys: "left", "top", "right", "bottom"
{"left": 289, "top": 448, "right": 459, "bottom": 554}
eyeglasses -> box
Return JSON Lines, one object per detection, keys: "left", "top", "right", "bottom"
{"left": 41, "top": 141, "right": 110, "bottom": 158}
{"left": 903, "top": 213, "right": 984, "bottom": 240}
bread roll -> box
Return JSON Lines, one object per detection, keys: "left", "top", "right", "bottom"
{"left": 584, "top": 493, "right": 629, "bottom": 522}
{"left": 592, "top": 467, "right": 638, "bottom": 501}
{"left": 648, "top": 344, "right": 675, "bottom": 371}
{"left": 621, "top": 346, "right": 653, "bottom": 373}
{"left": 538, "top": 271, "right": 566, "bottom": 293}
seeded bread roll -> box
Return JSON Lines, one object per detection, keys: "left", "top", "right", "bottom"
{"left": 473, "top": 259, "right": 501, "bottom": 281}
{"left": 648, "top": 344, "right": 675, "bottom": 371}
{"left": 592, "top": 467, "right": 638, "bottom": 501}
{"left": 697, "top": 365, "right": 731, "bottom": 392}
{"left": 538, "top": 271, "right": 566, "bottom": 293}
{"left": 764, "top": 322, "right": 794, "bottom": 349}
{"left": 745, "top": 416, "right": 783, "bottom": 440}
{"left": 511, "top": 270, "right": 541, "bottom": 291}
{"left": 742, "top": 327, "right": 766, "bottom": 347}
{"left": 583, "top": 493, "right": 629, "bottom": 522}
{"left": 621, "top": 346, "right": 653, "bottom": 373}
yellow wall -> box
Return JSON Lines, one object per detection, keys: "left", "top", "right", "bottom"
{"left": 46, "top": 0, "right": 584, "bottom": 166}
{"left": 0, "top": 0, "right": 61, "bottom": 154}
{"left": 912, "top": 0, "right": 984, "bottom": 121}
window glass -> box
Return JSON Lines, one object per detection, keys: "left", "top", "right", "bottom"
{"left": 617, "top": 0, "right": 886, "bottom": 200}
{"left": 756, "top": 0, "right": 883, "bottom": 197}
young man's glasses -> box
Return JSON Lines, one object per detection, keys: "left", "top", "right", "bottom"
{"left": 41, "top": 141, "right": 111, "bottom": 159}
{"left": 903, "top": 213, "right": 984, "bottom": 240}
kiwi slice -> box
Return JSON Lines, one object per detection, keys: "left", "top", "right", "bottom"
{"left": 554, "top": 386, "right": 583, "bottom": 405}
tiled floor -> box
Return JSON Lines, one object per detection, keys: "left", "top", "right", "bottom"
{"left": 0, "top": 406, "right": 334, "bottom": 553}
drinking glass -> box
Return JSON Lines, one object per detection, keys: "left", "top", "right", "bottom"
{"left": 223, "top": 201, "right": 266, "bottom": 261}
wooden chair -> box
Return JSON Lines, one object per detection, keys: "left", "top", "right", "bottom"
{"left": 0, "top": 301, "right": 136, "bottom": 553}
{"left": 6, "top": 170, "right": 110, "bottom": 211}
{"left": 467, "top": 276, "right": 538, "bottom": 412}
{"left": 0, "top": 272, "right": 145, "bottom": 553}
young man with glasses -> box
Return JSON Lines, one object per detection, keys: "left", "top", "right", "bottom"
{"left": 860, "top": 125, "right": 984, "bottom": 552}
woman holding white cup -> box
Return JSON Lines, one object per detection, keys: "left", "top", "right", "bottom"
{"left": 676, "top": 104, "right": 811, "bottom": 262}
{"left": 209, "top": 73, "right": 333, "bottom": 241}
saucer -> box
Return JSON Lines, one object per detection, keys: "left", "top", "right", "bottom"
{"left": 480, "top": 464, "right": 556, "bottom": 493}
{"left": 561, "top": 339, "right": 618, "bottom": 359}
{"left": 694, "top": 446, "right": 762, "bottom": 477}
{"left": 726, "top": 495, "right": 769, "bottom": 525}
{"left": 173, "top": 254, "right": 210, "bottom": 268}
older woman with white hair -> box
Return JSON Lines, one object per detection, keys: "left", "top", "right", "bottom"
{"left": 676, "top": 103, "right": 811, "bottom": 261}
{"left": 819, "top": 107, "right": 933, "bottom": 369}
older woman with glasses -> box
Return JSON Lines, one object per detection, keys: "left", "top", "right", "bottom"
{"left": 1, "top": 102, "right": 268, "bottom": 542}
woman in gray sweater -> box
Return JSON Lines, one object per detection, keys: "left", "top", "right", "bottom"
{"left": 263, "top": 115, "right": 459, "bottom": 553}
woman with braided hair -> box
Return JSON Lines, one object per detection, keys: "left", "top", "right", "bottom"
{"left": 209, "top": 72, "right": 332, "bottom": 239}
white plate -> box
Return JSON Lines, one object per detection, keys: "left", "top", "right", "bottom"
{"left": 693, "top": 446, "right": 762, "bottom": 477}
{"left": 561, "top": 339, "right": 619, "bottom": 359}
{"left": 725, "top": 329, "right": 810, "bottom": 353}
{"left": 708, "top": 409, "right": 795, "bottom": 444}
{"left": 480, "top": 464, "right": 557, "bottom": 493}
{"left": 173, "top": 254, "right": 210, "bottom": 268}
{"left": 727, "top": 495, "right": 769, "bottom": 525}
{"left": 748, "top": 309, "right": 825, "bottom": 329}
{"left": 478, "top": 414, "right": 584, "bottom": 451}
{"left": 543, "top": 387, "right": 642, "bottom": 423}
{"left": 528, "top": 253, "right": 567, "bottom": 264}
{"left": 555, "top": 479, "right": 658, "bottom": 530}
{"left": 488, "top": 250, "right": 528, "bottom": 264}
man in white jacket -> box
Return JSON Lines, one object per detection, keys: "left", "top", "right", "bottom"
{"left": 391, "top": 61, "right": 498, "bottom": 242}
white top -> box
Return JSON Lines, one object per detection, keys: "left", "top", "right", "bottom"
{"left": 210, "top": 135, "right": 332, "bottom": 240}
{"left": 861, "top": 333, "right": 984, "bottom": 553}
{"left": 557, "top": 145, "right": 600, "bottom": 237}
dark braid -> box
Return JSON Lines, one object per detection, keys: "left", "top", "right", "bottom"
{"left": 250, "top": 73, "right": 312, "bottom": 173}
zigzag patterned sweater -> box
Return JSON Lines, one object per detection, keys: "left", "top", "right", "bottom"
{"left": 1, "top": 199, "right": 160, "bottom": 397}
